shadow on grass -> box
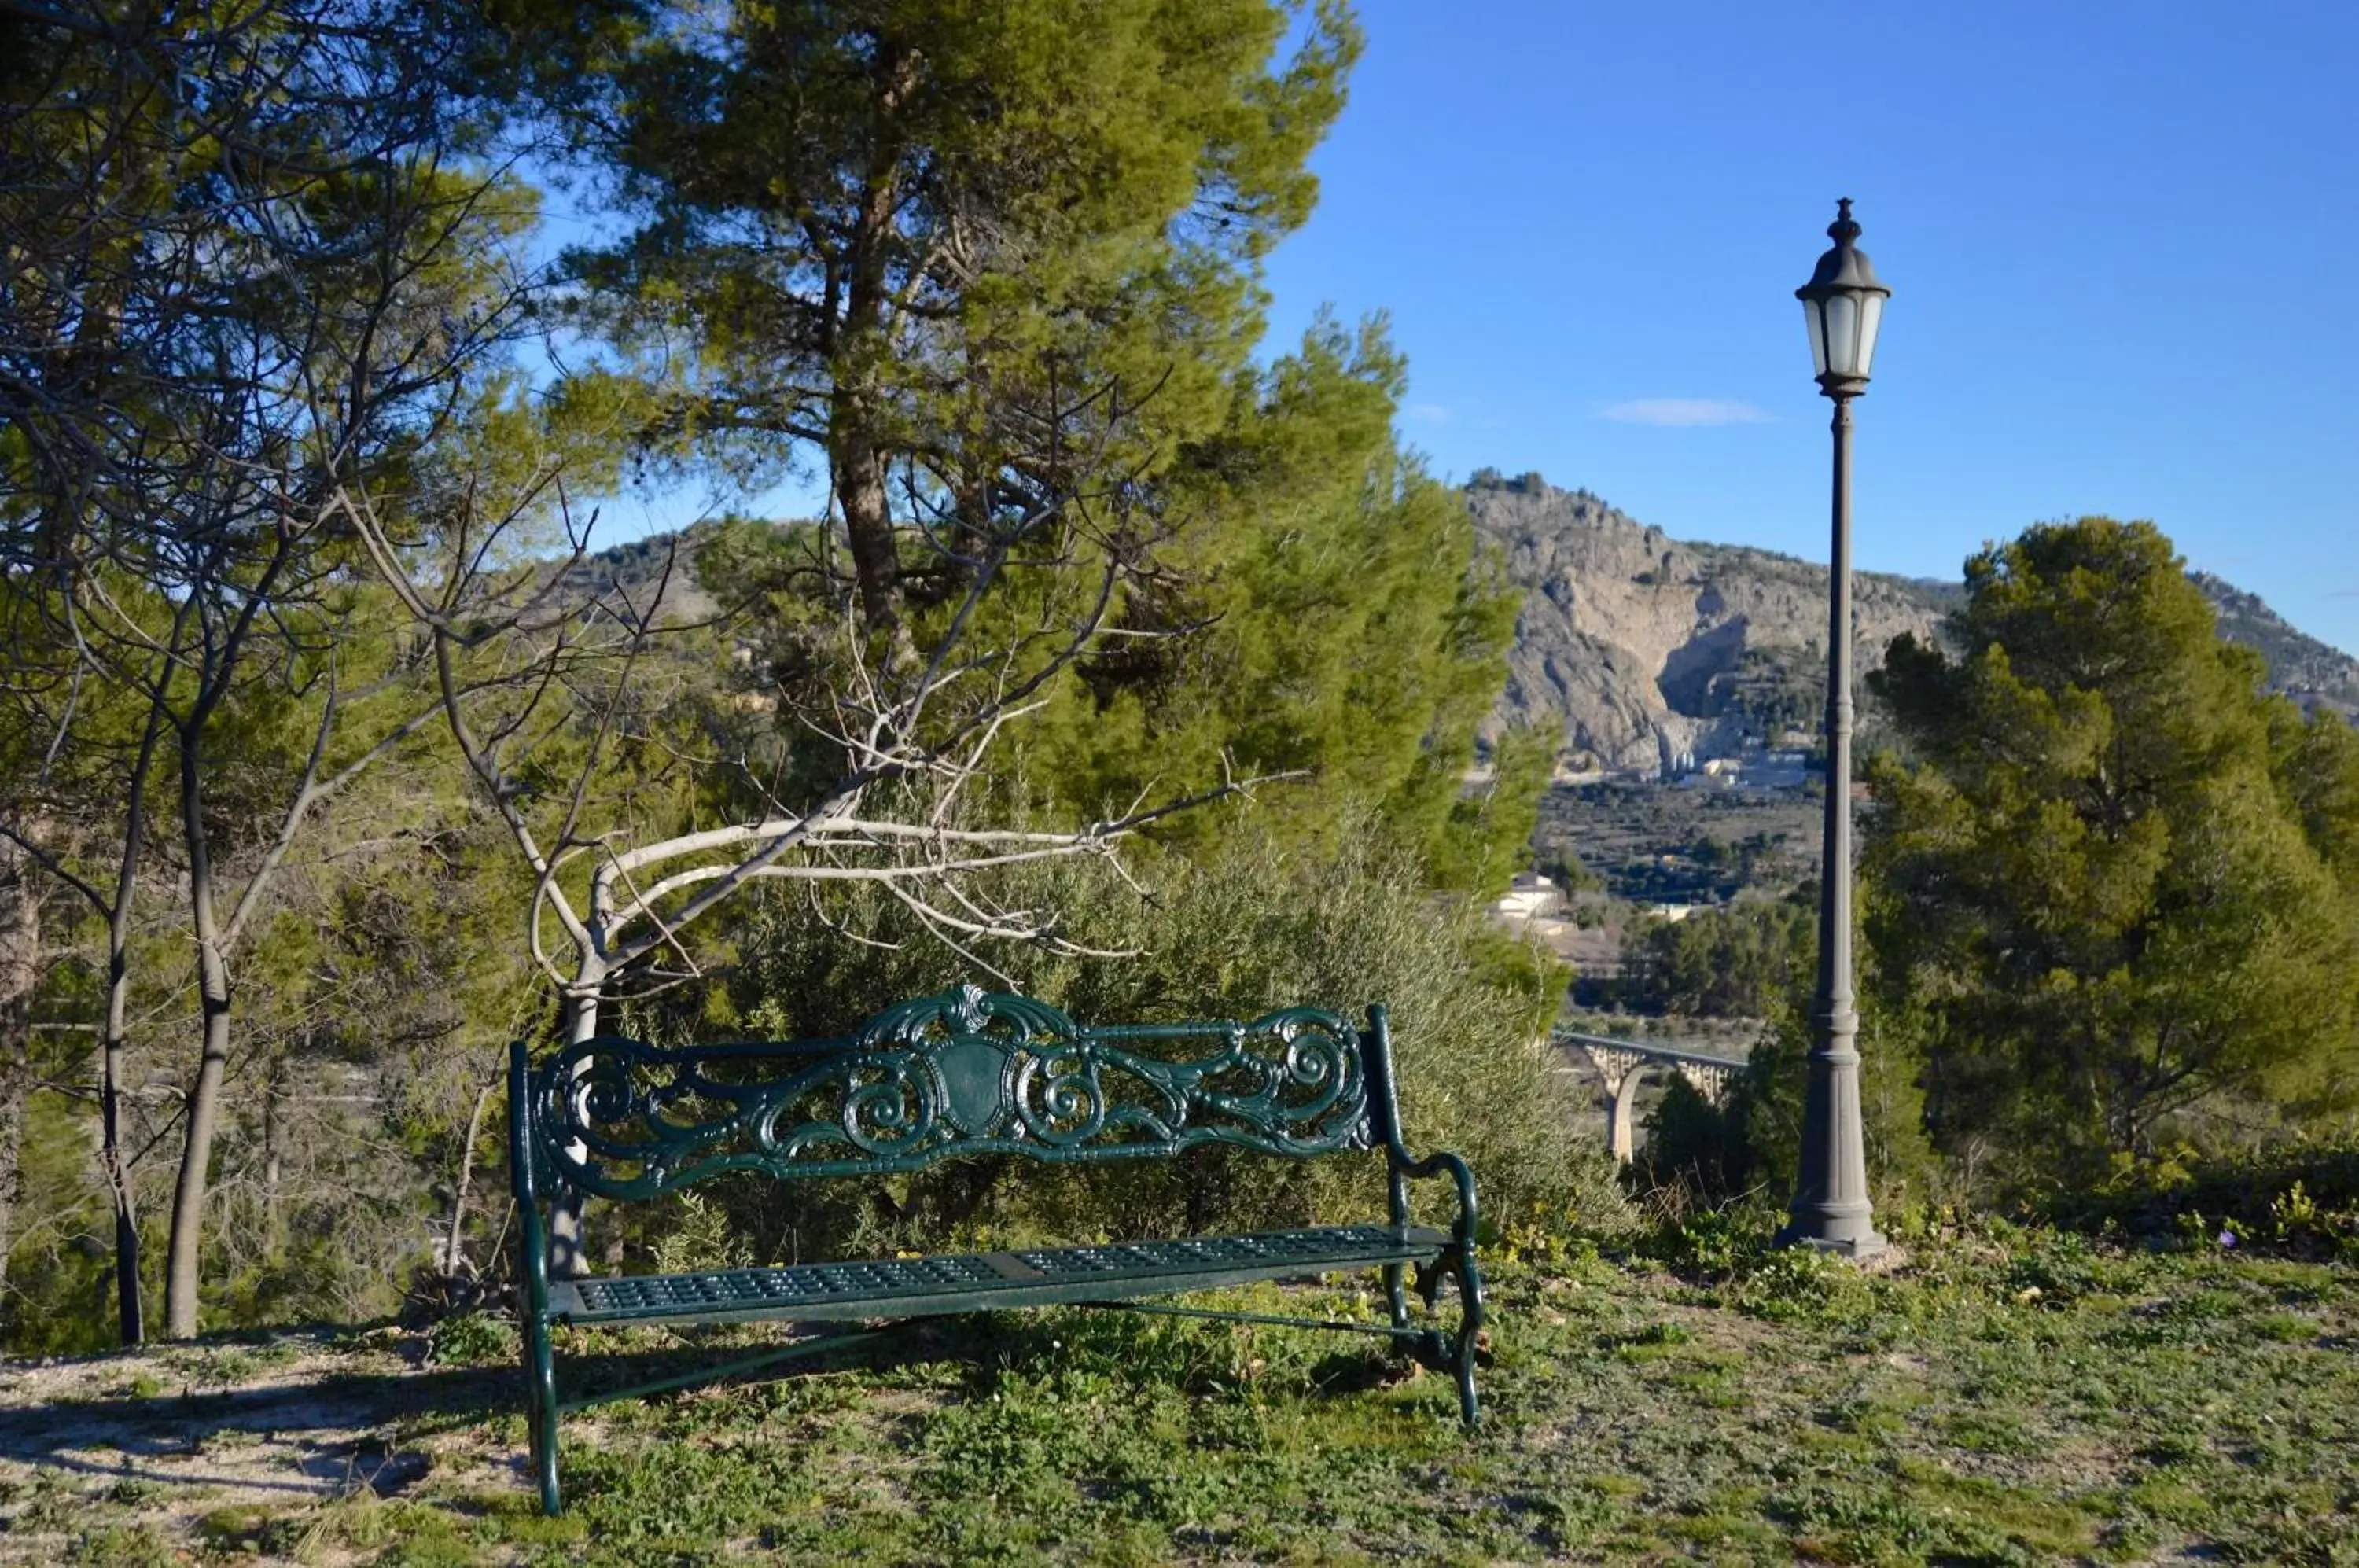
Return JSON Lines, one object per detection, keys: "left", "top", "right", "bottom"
{"left": 0, "top": 1360, "right": 513, "bottom": 1499}
{"left": 0, "top": 1329, "right": 898, "bottom": 1499}
{"left": 1, "top": 1305, "right": 1425, "bottom": 1504}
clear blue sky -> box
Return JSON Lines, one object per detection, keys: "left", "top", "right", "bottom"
{"left": 598, "top": 0, "right": 2359, "bottom": 655}
{"left": 1256, "top": 0, "right": 2359, "bottom": 653}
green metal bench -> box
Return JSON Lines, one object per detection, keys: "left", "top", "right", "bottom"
{"left": 506, "top": 984, "right": 1485, "bottom": 1515}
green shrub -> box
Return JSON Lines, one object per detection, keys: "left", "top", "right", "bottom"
{"left": 2044, "top": 1136, "right": 2359, "bottom": 1259}
{"left": 426, "top": 1309, "right": 518, "bottom": 1367}
{"left": 1635, "top": 959, "right": 1949, "bottom": 1224}
{"left": 677, "top": 810, "right": 1635, "bottom": 1264}
{"left": 1633, "top": 1075, "right": 1754, "bottom": 1215}
{"left": 647, "top": 1190, "right": 752, "bottom": 1275}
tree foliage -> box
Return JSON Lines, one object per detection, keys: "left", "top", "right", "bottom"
{"left": 1622, "top": 895, "right": 1815, "bottom": 1019}
{"left": 563, "top": 0, "right": 1357, "bottom": 637}
{"left": 1005, "top": 312, "right": 1544, "bottom": 885}
{"left": 1864, "top": 517, "right": 2359, "bottom": 1178}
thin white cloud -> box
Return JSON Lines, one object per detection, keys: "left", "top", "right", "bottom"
{"left": 1405, "top": 402, "right": 1453, "bottom": 425}
{"left": 1598, "top": 398, "right": 1775, "bottom": 428}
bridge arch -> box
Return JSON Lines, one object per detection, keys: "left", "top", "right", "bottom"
{"left": 1553, "top": 1032, "right": 1746, "bottom": 1163}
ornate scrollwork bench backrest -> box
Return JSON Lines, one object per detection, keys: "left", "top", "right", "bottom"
{"left": 510, "top": 984, "right": 1395, "bottom": 1204}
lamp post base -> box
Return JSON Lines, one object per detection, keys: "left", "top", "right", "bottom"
{"left": 1774, "top": 1223, "right": 1888, "bottom": 1260}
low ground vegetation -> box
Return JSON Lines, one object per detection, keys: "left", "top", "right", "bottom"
{"left": 1, "top": 1215, "right": 2352, "bottom": 1566}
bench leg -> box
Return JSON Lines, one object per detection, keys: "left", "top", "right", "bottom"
{"left": 1382, "top": 1262, "right": 1410, "bottom": 1333}
{"left": 1450, "top": 1245, "right": 1485, "bottom": 1427}
{"left": 523, "top": 1312, "right": 561, "bottom": 1515}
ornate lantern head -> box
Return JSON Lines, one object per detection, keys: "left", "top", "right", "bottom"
{"left": 1797, "top": 197, "right": 1891, "bottom": 396}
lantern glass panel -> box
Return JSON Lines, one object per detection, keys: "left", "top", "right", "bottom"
{"left": 1800, "top": 299, "right": 1828, "bottom": 378}
{"left": 1822, "top": 294, "right": 1860, "bottom": 378}
{"left": 1855, "top": 293, "right": 1886, "bottom": 377}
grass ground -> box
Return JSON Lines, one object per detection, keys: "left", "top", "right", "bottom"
{"left": 2, "top": 1219, "right": 2353, "bottom": 1566}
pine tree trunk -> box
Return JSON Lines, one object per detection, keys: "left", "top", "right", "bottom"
{"left": 101, "top": 702, "right": 168, "bottom": 1346}
{"left": 0, "top": 1048, "right": 26, "bottom": 1297}
{"left": 100, "top": 868, "right": 145, "bottom": 1345}
{"left": 164, "top": 939, "right": 230, "bottom": 1339}
{"left": 831, "top": 153, "right": 903, "bottom": 642}
{"left": 0, "top": 833, "right": 40, "bottom": 1276}
{"left": 101, "top": 1021, "right": 142, "bottom": 1344}
{"left": 830, "top": 407, "right": 900, "bottom": 637}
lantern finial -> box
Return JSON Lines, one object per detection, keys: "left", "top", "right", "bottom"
{"left": 1828, "top": 197, "right": 1860, "bottom": 245}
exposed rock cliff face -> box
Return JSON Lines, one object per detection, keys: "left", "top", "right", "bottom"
{"left": 2192, "top": 572, "right": 2359, "bottom": 720}
{"left": 1471, "top": 477, "right": 2359, "bottom": 773}
{"left": 1471, "top": 479, "right": 1949, "bottom": 771}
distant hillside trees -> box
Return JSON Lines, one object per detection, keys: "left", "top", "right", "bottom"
{"left": 1623, "top": 896, "right": 1814, "bottom": 1019}
{"left": 1864, "top": 518, "right": 2359, "bottom": 1180}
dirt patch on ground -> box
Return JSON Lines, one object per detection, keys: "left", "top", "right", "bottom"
{"left": 0, "top": 1330, "right": 514, "bottom": 1562}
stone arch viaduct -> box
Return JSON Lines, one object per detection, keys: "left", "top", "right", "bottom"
{"left": 1551, "top": 1031, "right": 1746, "bottom": 1162}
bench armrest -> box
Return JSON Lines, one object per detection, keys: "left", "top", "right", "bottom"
{"left": 1361, "top": 1006, "right": 1478, "bottom": 1246}
{"left": 1388, "top": 1146, "right": 1478, "bottom": 1245}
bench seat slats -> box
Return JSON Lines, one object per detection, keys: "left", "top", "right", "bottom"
{"left": 548, "top": 1223, "right": 1449, "bottom": 1327}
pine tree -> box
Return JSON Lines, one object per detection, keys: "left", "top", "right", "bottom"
{"left": 558, "top": 0, "right": 1358, "bottom": 638}
{"left": 1865, "top": 517, "right": 2359, "bottom": 1176}
{"left": 1018, "top": 313, "right": 1542, "bottom": 888}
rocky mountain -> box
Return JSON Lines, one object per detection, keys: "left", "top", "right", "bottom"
{"left": 2191, "top": 572, "right": 2359, "bottom": 718}
{"left": 547, "top": 482, "right": 2359, "bottom": 775}
{"left": 554, "top": 524, "right": 726, "bottom": 625}
{"left": 1469, "top": 474, "right": 2359, "bottom": 774}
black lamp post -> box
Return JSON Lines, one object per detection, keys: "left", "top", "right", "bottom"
{"left": 1780, "top": 197, "right": 1890, "bottom": 1257}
